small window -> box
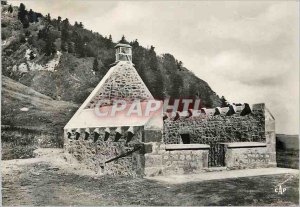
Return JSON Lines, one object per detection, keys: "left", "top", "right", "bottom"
{"left": 180, "top": 134, "right": 190, "bottom": 144}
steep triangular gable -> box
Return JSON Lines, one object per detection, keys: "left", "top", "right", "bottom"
{"left": 85, "top": 61, "right": 153, "bottom": 108}
{"left": 64, "top": 62, "right": 154, "bottom": 129}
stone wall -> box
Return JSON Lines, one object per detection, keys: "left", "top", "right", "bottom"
{"left": 162, "top": 149, "right": 208, "bottom": 175}
{"left": 64, "top": 103, "right": 276, "bottom": 176}
{"left": 64, "top": 126, "right": 145, "bottom": 177}
{"left": 143, "top": 129, "right": 163, "bottom": 143}
{"left": 225, "top": 147, "right": 271, "bottom": 169}
{"left": 163, "top": 104, "right": 265, "bottom": 144}
{"left": 143, "top": 142, "right": 209, "bottom": 176}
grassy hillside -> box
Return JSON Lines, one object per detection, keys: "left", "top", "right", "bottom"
{"left": 1, "top": 75, "right": 78, "bottom": 130}
{"left": 1, "top": 75, "right": 78, "bottom": 159}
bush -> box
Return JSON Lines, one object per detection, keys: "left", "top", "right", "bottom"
{"left": 1, "top": 29, "right": 10, "bottom": 40}
{"left": 1, "top": 127, "right": 64, "bottom": 160}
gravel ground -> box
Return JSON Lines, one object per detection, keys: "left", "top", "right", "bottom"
{"left": 1, "top": 148, "right": 299, "bottom": 206}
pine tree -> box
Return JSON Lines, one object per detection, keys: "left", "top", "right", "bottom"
{"left": 61, "top": 18, "right": 70, "bottom": 51}
{"left": 74, "top": 21, "right": 79, "bottom": 27}
{"left": 148, "top": 45, "right": 158, "bottom": 71}
{"left": 18, "top": 3, "right": 27, "bottom": 23}
{"left": 176, "top": 60, "right": 183, "bottom": 71}
{"left": 119, "top": 35, "right": 129, "bottom": 44}
{"left": 44, "top": 37, "right": 56, "bottom": 56}
{"left": 62, "top": 18, "right": 69, "bottom": 29}
{"left": 43, "top": 30, "right": 56, "bottom": 56}
{"left": 131, "top": 39, "right": 139, "bottom": 47}
{"left": 28, "top": 9, "right": 34, "bottom": 23}
{"left": 108, "top": 34, "right": 112, "bottom": 42}
{"left": 8, "top": 4, "right": 13, "bottom": 13}
{"left": 22, "top": 15, "right": 29, "bottom": 28}
{"left": 220, "top": 96, "right": 228, "bottom": 107}
{"left": 152, "top": 70, "right": 164, "bottom": 99}
{"left": 93, "top": 57, "right": 99, "bottom": 72}
{"left": 79, "top": 22, "right": 84, "bottom": 28}
{"left": 45, "top": 13, "right": 51, "bottom": 22}
{"left": 57, "top": 16, "right": 62, "bottom": 30}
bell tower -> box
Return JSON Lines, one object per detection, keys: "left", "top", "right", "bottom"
{"left": 115, "top": 43, "right": 132, "bottom": 63}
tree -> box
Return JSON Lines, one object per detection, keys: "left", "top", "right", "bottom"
{"left": 93, "top": 57, "right": 99, "bottom": 72}
{"left": 62, "top": 18, "right": 69, "bottom": 29}
{"left": 72, "top": 32, "right": 85, "bottom": 57}
{"left": 22, "top": 15, "right": 29, "bottom": 28}
{"left": 176, "top": 60, "right": 183, "bottom": 71}
{"left": 74, "top": 21, "right": 79, "bottom": 27}
{"left": 79, "top": 22, "right": 84, "bottom": 28}
{"left": 18, "top": 3, "right": 27, "bottom": 22}
{"left": 45, "top": 13, "right": 51, "bottom": 22}
{"left": 44, "top": 36, "right": 56, "bottom": 56}
{"left": 151, "top": 70, "right": 164, "bottom": 99}
{"left": 148, "top": 45, "right": 158, "bottom": 71}
{"left": 131, "top": 39, "right": 139, "bottom": 47}
{"left": 220, "top": 96, "right": 229, "bottom": 107}
{"left": 57, "top": 16, "right": 62, "bottom": 30}
{"left": 61, "top": 18, "right": 70, "bottom": 51}
{"left": 39, "top": 27, "right": 56, "bottom": 56}
{"left": 119, "top": 35, "right": 129, "bottom": 44}
{"left": 1, "top": 1, "right": 7, "bottom": 5}
{"left": 8, "top": 4, "right": 13, "bottom": 13}
{"left": 162, "top": 53, "right": 177, "bottom": 74}
{"left": 28, "top": 9, "right": 36, "bottom": 23}
{"left": 108, "top": 34, "right": 112, "bottom": 42}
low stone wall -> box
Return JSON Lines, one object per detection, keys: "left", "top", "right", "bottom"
{"left": 225, "top": 146, "right": 273, "bottom": 169}
{"left": 162, "top": 149, "right": 209, "bottom": 175}
{"left": 143, "top": 143, "right": 209, "bottom": 176}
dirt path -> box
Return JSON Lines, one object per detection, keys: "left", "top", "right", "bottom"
{"left": 2, "top": 148, "right": 299, "bottom": 206}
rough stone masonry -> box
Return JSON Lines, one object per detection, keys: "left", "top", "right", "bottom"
{"left": 64, "top": 44, "right": 276, "bottom": 177}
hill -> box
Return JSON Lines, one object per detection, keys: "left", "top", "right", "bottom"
{"left": 1, "top": 3, "right": 221, "bottom": 109}
{"left": 1, "top": 75, "right": 78, "bottom": 130}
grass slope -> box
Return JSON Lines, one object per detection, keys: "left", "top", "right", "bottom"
{"left": 1, "top": 75, "right": 78, "bottom": 131}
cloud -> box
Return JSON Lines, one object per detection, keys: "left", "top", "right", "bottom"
{"left": 201, "top": 50, "right": 291, "bottom": 85}
{"left": 195, "top": 2, "right": 297, "bottom": 44}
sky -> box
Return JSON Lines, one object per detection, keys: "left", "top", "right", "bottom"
{"left": 10, "top": 0, "right": 299, "bottom": 134}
